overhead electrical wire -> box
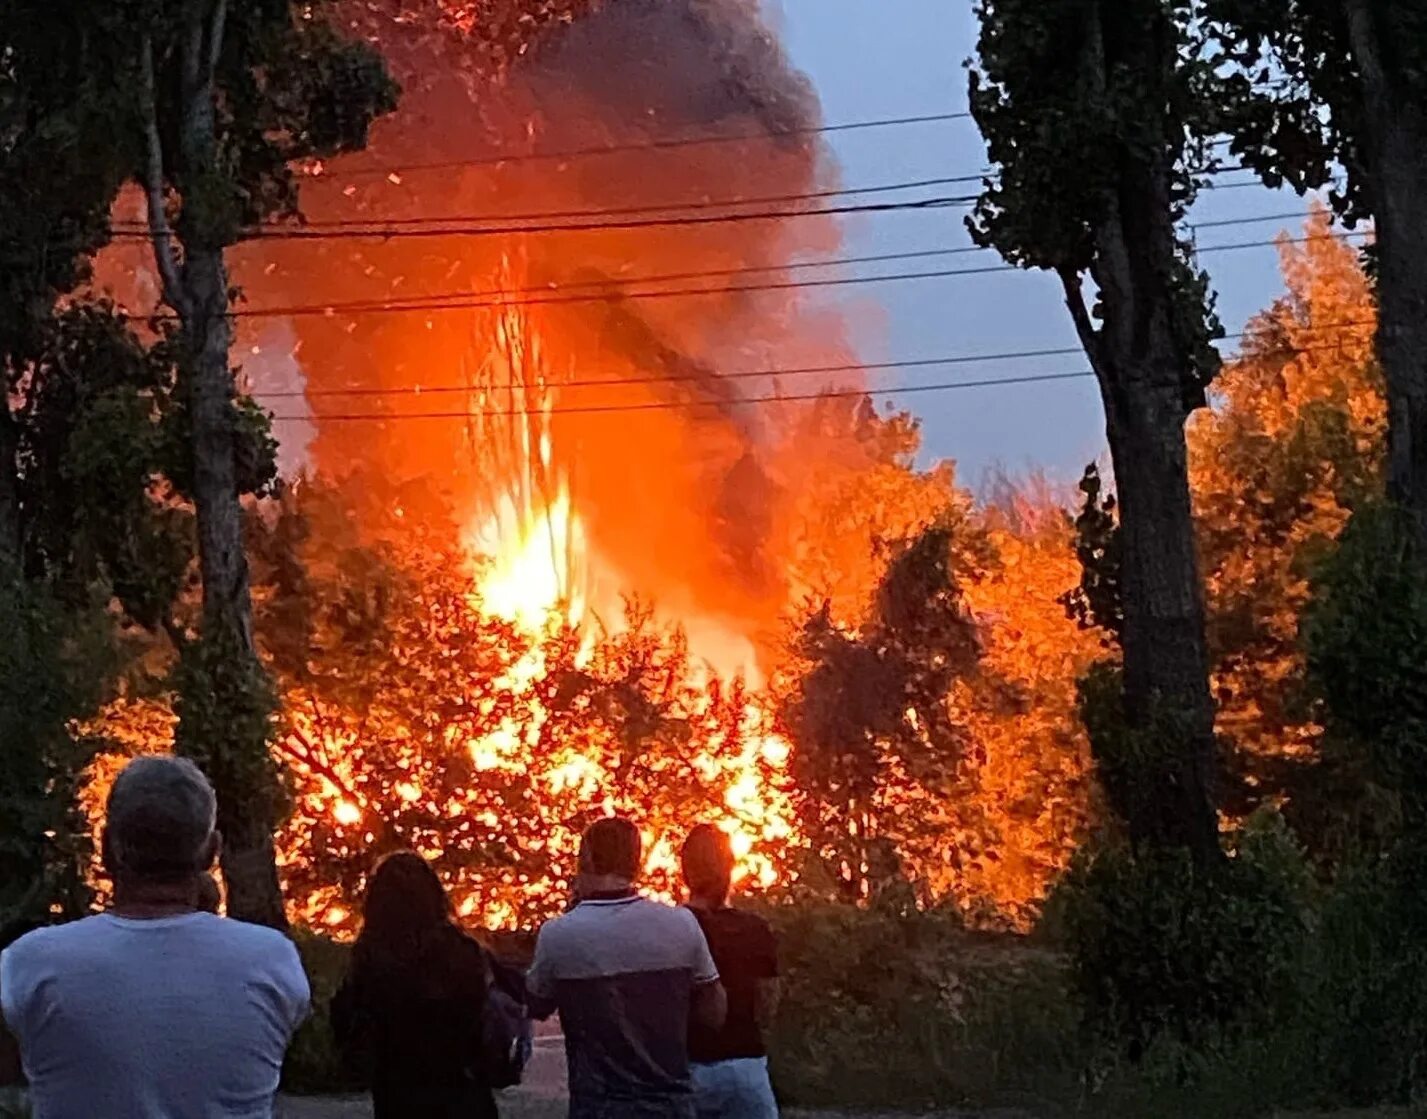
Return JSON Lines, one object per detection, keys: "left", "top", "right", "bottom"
{"left": 260, "top": 322, "right": 1379, "bottom": 422}
{"left": 110, "top": 174, "right": 980, "bottom": 235}
{"left": 108, "top": 170, "right": 1292, "bottom": 246}
{"left": 284, "top": 370, "right": 1100, "bottom": 421}
{"left": 140, "top": 227, "right": 1364, "bottom": 324}
{"left": 303, "top": 111, "right": 977, "bottom": 181}
{"left": 260, "top": 316, "right": 1377, "bottom": 402}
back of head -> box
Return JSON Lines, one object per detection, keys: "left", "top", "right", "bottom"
{"left": 105, "top": 756, "right": 218, "bottom": 885}
{"left": 357, "top": 851, "right": 451, "bottom": 966}
{"left": 681, "top": 824, "right": 734, "bottom": 902}
{"left": 580, "top": 816, "right": 642, "bottom": 882}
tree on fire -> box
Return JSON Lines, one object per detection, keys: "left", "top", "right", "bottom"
{"left": 1188, "top": 212, "right": 1385, "bottom": 856}
{"left": 244, "top": 478, "right": 778, "bottom": 932}
{"left": 969, "top": 0, "right": 1226, "bottom": 859}
{"left": 1205, "top": 2, "right": 1427, "bottom": 556}
{"left": 5, "top": 0, "right": 400, "bottom": 926}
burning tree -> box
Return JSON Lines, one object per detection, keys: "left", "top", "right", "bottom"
{"left": 244, "top": 478, "right": 794, "bottom": 933}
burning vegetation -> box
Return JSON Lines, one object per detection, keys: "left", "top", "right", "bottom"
{"left": 68, "top": 2, "right": 1378, "bottom": 937}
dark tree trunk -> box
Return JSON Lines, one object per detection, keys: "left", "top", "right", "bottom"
{"left": 181, "top": 246, "right": 287, "bottom": 929}
{"left": 140, "top": 3, "right": 287, "bottom": 929}
{"left": 1345, "top": 2, "right": 1427, "bottom": 552}
{"left": 182, "top": 247, "right": 253, "bottom": 651}
{"left": 1056, "top": 0, "right": 1220, "bottom": 861}
{"left": 0, "top": 406, "right": 18, "bottom": 565}
{"left": 1101, "top": 381, "right": 1219, "bottom": 857}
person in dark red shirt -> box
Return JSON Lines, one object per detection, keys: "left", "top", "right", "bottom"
{"left": 680, "top": 825, "right": 780, "bottom": 1118}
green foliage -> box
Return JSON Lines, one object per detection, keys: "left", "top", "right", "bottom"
{"left": 1061, "top": 463, "right": 1122, "bottom": 640}
{"left": 968, "top": 0, "right": 1224, "bottom": 397}
{"left": 1076, "top": 662, "right": 1218, "bottom": 849}
{"left": 0, "top": 566, "right": 110, "bottom": 937}
{"left": 764, "top": 903, "right": 1079, "bottom": 1109}
{"left": 1047, "top": 813, "right": 1313, "bottom": 1062}
{"left": 282, "top": 932, "right": 364, "bottom": 1094}
{"left": 0, "top": 10, "right": 132, "bottom": 348}
{"left": 1302, "top": 502, "right": 1427, "bottom": 828}
{"left": 13, "top": 304, "right": 192, "bottom": 630}
{"left": 1205, "top": 2, "right": 1427, "bottom": 229}
{"left": 172, "top": 626, "right": 283, "bottom": 849}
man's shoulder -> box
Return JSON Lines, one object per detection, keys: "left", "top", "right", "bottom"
{"left": 3, "top": 915, "right": 109, "bottom": 960}
{"left": 204, "top": 914, "right": 294, "bottom": 950}
{"left": 694, "top": 906, "right": 775, "bottom": 949}
{"left": 722, "top": 906, "right": 774, "bottom": 935}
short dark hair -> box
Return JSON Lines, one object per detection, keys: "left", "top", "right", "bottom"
{"left": 681, "top": 824, "right": 734, "bottom": 900}
{"left": 581, "top": 817, "right": 642, "bottom": 880}
{"left": 106, "top": 756, "right": 217, "bottom": 881}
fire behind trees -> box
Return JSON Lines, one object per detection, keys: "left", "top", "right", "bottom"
{"left": 68, "top": 215, "right": 1383, "bottom": 933}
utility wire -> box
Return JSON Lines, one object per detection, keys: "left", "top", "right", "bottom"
{"left": 303, "top": 111, "right": 976, "bottom": 181}
{"left": 228, "top": 209, "right": 1316, "bottom": 323}
{"left": 111, "top": 165, "right": 1269, "bottom": 235}
{"left": 286, "top": 370, "right": 1098, "bottom": 421}
{"left": 157, "top": 228, "right": 1364, "bottom": 324}
{"left": 111, "top": 175, "right": 976, "bottom": 235}
{"left": 110, "top": 195, "right": 974, "bottom": 243}
{"left": 110, "top": 172, "right": 1287, "bottom": 246}
{"left": 267, "top": 323, "right": 1379, "bottom": 420}
{"left": 260, "top": 315, "right": 1376, "bottom": 401}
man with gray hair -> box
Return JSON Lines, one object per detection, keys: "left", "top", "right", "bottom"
{"left": 0, "top": 756, "right": 310, "bottom": 1118}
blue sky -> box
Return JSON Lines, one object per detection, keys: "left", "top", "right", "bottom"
{"left": 769, "top": 0, "right": 1309, "bottom": 488}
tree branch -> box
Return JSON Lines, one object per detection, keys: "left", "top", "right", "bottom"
{"left": 1058, "top": 266, "right": 1106, "bottom": 377}
{"left": 161, "top": 613, "right": 191, "bottom": 655}
{"left": 206, "top": 0, "right": 229, "bottom": 83}
{"left": 1342, "top": 0, "right": 1391, "bottom": 114}
{"left": 139, "top": 35, "right": 186, "bottom": 315}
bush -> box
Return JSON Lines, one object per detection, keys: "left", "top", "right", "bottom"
{"left": 1048, "top": 812, "right": 1313, "bottom": 1063}
{"left": 764, "top": 902, "right": 1081, "bottom": 1110}
{"left": 1303, "top": 502, "right": 1427, "bottom": 830}
{"left": 1306, "top": 839, "right": 1427, "bottom": 1106}
{"left": 282, "top": 932, "right": 360, "bottom": 1094}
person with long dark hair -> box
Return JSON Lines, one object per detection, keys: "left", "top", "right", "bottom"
{"left": 332, "top": 852, "right": 498, "bottom": 1119}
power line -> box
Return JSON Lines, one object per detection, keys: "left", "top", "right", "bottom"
{"left": 235, "top": 209, "right": 1332, "bottom": 319}
{"left": 110, "top": 173, "right": 1284, "bottom": 246}
{"left": 303, "top": 111, "right": 976, "bottom": 182}
{"left": 112, "top": 175, "right": 974, "bottom": 235}
{"left": 112, "top": 194, "right": 972, "bottom": 243}
{"left": 170, "top": 228, "right": 1365, "bottom": 323}
{"left": 285, "top": 370, "right": 1097, "bottom": 422}
{"left": 259, "top": 314, "right": 1375, "bottom": 401}
{"left": 115, "top": 164, "right": 1274, "bottom": 235}
{"left": 266, "top": 351, "right": 1088, "bottom": 400}
{"left": 265, "top": 322, "right": 1379, "bottom": 419}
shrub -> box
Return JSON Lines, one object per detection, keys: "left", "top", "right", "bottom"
{"left": 1048, "top": 812, "right": 1313, "bottom": 1063}
{"left": 1307, "top": 838, "right": 1427, "bottom": 1106}
{"left": 1302, "top": 502, "right": 1427, "bottom": 831}
{"left": 282, "top": 932, "right": 360, "bottom": 1094}
{"left": 764, "top": 902, "right": 1080, "bottom": 1110}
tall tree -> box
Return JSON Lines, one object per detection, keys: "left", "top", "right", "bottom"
{"left": 1205, "top": 3, "right": 1427, "bottom": 551}
{"left": 779, "top": 524, "right": 980, "bottom": 901}
{"left": 968, "top": 0, "right": 1224, "bottom": 858}
{"left": 44, "top": 0, "right": 399, "bottom": 925}
{"left": 1, "top": 14, "right": 131, "bottom": 561}
{"left": 1188, "top": 214, "right": 1383, "bottom": 847}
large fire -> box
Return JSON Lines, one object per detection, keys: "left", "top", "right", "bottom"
{"left": 78, "top": 0, "right": 1100, "bottom": 934}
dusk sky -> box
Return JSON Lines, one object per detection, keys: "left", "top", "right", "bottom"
{"left": 771, "top": 0, "right": 1321, "bottom": 489}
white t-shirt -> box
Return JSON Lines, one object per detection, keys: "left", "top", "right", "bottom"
{"left": 0, "top": 912, "right": 310, "bottom": 1119}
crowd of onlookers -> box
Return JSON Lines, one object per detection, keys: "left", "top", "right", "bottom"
{"left": 0, "top": 756, "right": 781, "bottom": 1118}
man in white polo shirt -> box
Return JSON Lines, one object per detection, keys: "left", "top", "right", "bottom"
{"left": 528, "top": 816, "right": 726, "bottom": 1119}
{"left": 0, "top": 756, "right": 310, "bottom": 1119}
